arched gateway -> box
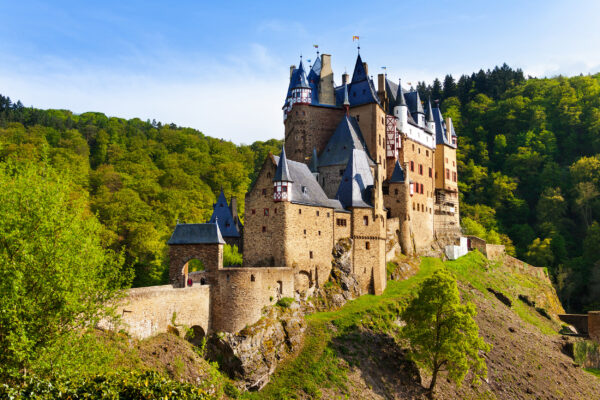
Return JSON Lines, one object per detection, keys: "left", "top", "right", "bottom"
{"left": 167, "top": 223, "right": 225, "bottom": 287}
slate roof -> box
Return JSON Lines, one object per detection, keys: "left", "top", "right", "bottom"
{"left": 432, "top": 106, "right": 456, "bottom": 148}
{"left": 404, "top": 90, "right": 424, "bottom": 115}
{"left": 332, "top": 55, "right": 380, "bottom": 108}
{"left": 389, "top": 160, "right": 406, "bottom": 183}
{"left": 273, "top": 146, "right": 293, "bottom": 182}
{"left": 291, "top": 60, "right": 311, "bottom": 89}
{"left": 272, "top": 155, "right": 344, "bottom": 210}
{"left": 208, "top": 189, "right": 242, "bottom": 237}
{"left": 307, "top": 57, "right": 321, "bottom": 103}
{"left": 168, "top": 223, "right": 225, "bottom": 245}
{"left": 385, "top": 79, "right": 416, "bottom": 124}
{"left": 426, "top": 99, "right": 434, "bottom": 122}
{"left": 318, "top": 115, "right": 375, "bottom": 167}
{"left": 335, "top": 149, "right": 374, "bottom": 209}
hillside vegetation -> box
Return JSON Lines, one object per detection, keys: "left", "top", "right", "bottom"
{"left": 417, "top": 69, "right": 600, "bottom": 313}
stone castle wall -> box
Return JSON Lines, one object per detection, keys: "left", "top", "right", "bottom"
{"left": 210, "top": 267, "right": 294, "bottom": 333}
{"left": 284, "top": 104, "right": 344, "bottom": 164}
{"left": 350, "top": 208, "right": 387, "bottom": 295}
{"left": 100, "top": 285, "right": 211, "bottom": 339}
{"left": 169, "top": 243, "right": 223, "bottom": 287}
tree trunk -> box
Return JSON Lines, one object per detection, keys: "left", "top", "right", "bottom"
{"left": 428, "top": 368, "right": 438, "bottom": 400}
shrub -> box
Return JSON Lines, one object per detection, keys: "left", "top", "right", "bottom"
{"left": 276, "top": 297, "right": 294, "bottom": 308}
{"left": 223, "top": 244, "right": 243, "bottom": 266}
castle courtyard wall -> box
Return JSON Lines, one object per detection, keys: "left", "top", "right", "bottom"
{"left": 100, "top": 285, "right": 211, "bottom": 339}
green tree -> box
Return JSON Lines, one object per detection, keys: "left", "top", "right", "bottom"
{"left": 401, "top": 269, "right": 490, "bottom": 399}
{"left": 0, "top": 161, "right": 128, "bottom": 374}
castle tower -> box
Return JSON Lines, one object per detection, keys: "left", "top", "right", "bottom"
{"left": 393, "top": 79, "right": 408, "bottom": 132}
{"left": 386, "top": 161, "right": 413, "bottom": 256}
{"left": 414, "top": 90, "right": 425, "bottom": 127}
{"left": 273, "top": 146, "right": 293, "bottom": 202}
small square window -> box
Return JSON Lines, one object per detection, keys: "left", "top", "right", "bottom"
{"left": 262, "top": 226, "right": 266, "bottom": 232}
{"left": 251, "top": 209, "right": 256, "bottom": 215}
{"left": 262, "top": 188, "right": 267, "bottom": 195}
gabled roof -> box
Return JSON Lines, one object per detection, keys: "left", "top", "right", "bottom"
{"left": 168, "top": 223, "right": 226, "bottom": 245}
{"left": 389, "top": 160, "right": 406, "bottom": 183}
{"left": 335, "top": 149, "right": 374, "bottom": 209}
{"left": 273, "top": 146, "right": 293, "bottom": 182}
{"left": 318, "top": 115, "right": 375, "bottom": 167}
{"left": 208, "top": 189, "right": 242, "bottom": 237}
{"left": 272, "top": 155, "right": 344, "bottom": 210}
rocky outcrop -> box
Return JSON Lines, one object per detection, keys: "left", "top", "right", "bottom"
{"left": 207, "top": 303, "right": 305, "bottom": 391}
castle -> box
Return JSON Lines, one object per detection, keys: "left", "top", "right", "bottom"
{"left": 156, "top": 51, "right": 461, "bottom": 335}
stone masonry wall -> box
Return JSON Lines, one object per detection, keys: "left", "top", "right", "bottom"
{"left": 283, "top": 202, "right": 335, "bottom": 289}
{"left": 100, "top": 285, "right": 211, "bottom": 339}
{"left": 350, "top": 208, "right": 387, "bottom": 295}
{"left": 333, "top": 210, "right": 351, "bottom": 243}
{"left": 169, "top": 243, "right": 223, "bottom": 287}
{"left": 243, "top": 156, "right": 285, "bottom": 267}
{"left": 349, "top": 104, "right": 388, "bottom": 177}
{"left": 284, "top": 104, "right": 345, "bottom": 165}
{"left": 589, "top": 312, "right": 600, "bottom": 343}
{"left": 210, "top": 267, "right": 294, "bottom": 333}
{"left": 400, "top": 137, "right": 434, "bottom": 252}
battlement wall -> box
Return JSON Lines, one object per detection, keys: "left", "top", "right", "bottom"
{"left": 100, "top": 285, "right": 211, "bottom": 339}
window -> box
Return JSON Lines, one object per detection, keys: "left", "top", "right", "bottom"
{"left": 445, "top": 157, "right": 448, "bottom": 164}
{"left": 262, "top": 226, "right": 266, "bottom": 232}
{"left": 339, "top": 169, "right": 344, "bottom": 176}
{"left": 419, "top": 164, "right": 423, "bottom": 175}
{"left": 365, "top": 241, "right": 370, "bottom": 250}
{"left": 453, "top": 161, "right": 455, "bottom": 167}
{"left": 316, "top": 211, "right": 320, "bottom": 216}
{"left": 264, "top": 208, "right": 269, "bottom": 216}
{"left": 412, "top": 144, "right": 415, "bottom": 151}
{"left": 299, "top": 209, "right": 302, "bottom": 214}
{"left": 318, "top": 231, "right": 321, "bottom": 236}
{"left": 327, "top": 212, "right": 330, "bottom": 218}
{"left": 426, "top": 150, "right": 429, "bottom": 157}
{"left": 274, "top": 208, "right": 277, "bottom": 214}
{"left": 303, "top": 229, "right": 307, "bottom": 234}
{"left": 453, "top": 172, "right": 457, "bottom": 182}
{"left": 410, "top": 161, "right": 414, "bottom": 172}
{"left": 363, "top": 216, "right": 369, "bottom": 226}
{"left": 251, "top": 209, "right": 256, "bottom": 215}
{"left": 336, "top": 218, "right": 347, "bottom": 227}
{"left": 446, "top": 168, "right": 450, "bottom": 179}
{"left": 413, "top": 203, "right": 415, "bottom": 210}
{"left": 421, "top": 183, "right": 424, "bottom": 194}
{"left": 429, "top": 167, "right": 432, "bottom": 177}
{"left": 309, "top": 251, "right": 313, "bottom": 259}
{"left": 262, "top": 188, "right": 267, "bottom": 196}
{"left": 418, "top": 148, "right": 420, "bottom": 154}
{"left": 394, "top": 188, "right": 399, "bottom": 195}
{"left": 251, "top": 275, "right": 255, "bottom": 282}
{"left": 383, "top": 186, "right": 389, "bottom": 195}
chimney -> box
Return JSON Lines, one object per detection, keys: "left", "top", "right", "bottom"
{"left": 289, "top": 65, "right": 296, "bottom": 79}
{"left": 363, "top": 62, "right": 369, "bottom": 76}
{"left": 319, "top": 54, "right": 335, "bottom": 105}
{"left": 230, "top": 196, "right": 239, "bottom": 221}
{"left": 377, "top": 73, "right": 388, "bottom": 108}
{"left": 342, "top": 73, "right": 349, "bottom": 85}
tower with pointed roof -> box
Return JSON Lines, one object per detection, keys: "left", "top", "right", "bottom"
{"left": 273, "top": 146, "right": 293, "bottom": 202}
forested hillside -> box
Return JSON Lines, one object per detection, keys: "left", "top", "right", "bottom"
{"left": 2, "top": 66, "right": 600, "bottom": 312}
{"left": 0, "top": 98, "right": 281, "bottom": 287}
{"left": 416, "top": 66, "right": 600, "bottom": 312}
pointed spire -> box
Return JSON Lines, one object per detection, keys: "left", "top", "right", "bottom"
{"left": 273, "top": 146, "right": 293, "bottom": 182}
{"left": 310, "top": 147, "right": 319, "bottom": 173}
{"left": 395, "top": 79, "right": 406, "bottom": 107}
{"left": 292, "top": 58, "right": 311, "bottom": 89}
{"left": 217, "top": 188, "right": 228, "bottom": 207}
{"left": 390, "top": 160, "right": 405, "bottom": 183}
{"left": 351, "top": 53, "right": 368, "bottom": 83}
{"left": 426, "top": 98, "right": 434, "bottom": 122}
{"left": 415, "top": 90, "right": 424, "bottom": 114}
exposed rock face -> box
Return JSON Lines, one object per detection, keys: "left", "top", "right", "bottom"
{"left": 207, "top": 304, "right": 305, "bottom": 391}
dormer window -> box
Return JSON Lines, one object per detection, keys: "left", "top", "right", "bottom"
{"left": 302, "top": 186, "right": 308, "bottom": 195}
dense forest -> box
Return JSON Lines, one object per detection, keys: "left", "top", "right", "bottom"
{"left": 1, "top": 66, "right": 600, "bottom": 312}
{"left": 0, "top": 97, "right": 281, "bottom": 288}
{"left": 416, "top": 65, "right": 600, "bottom": 312}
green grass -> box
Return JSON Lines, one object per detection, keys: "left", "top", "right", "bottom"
{"left": 243, "top": 257, "right": 444, "bottom": 399}
{"left": 584, "top": 368, "right": 600, "bottom": 378}
{"left": 245, "top": 252, "right": 560, "bottom": 398}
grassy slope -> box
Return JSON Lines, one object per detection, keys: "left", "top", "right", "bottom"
{"left": 246, "top": 251, "right": 595, "bottom": 399}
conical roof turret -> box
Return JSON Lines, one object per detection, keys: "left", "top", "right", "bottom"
{"left": 415, "top": 90, "right": 424, "bottom": 114}
{"left": 291, "top": 59, "right": 311, "bottom": 89}
{"left": 426, "top": 98, "right": 434, "bottom": 122}
{"left": 394, "top": 79, "right": 406, "bottom": 107}
{"left": 273, "top": 146, "right": 293, "bottom": 182}
{"left": 389, "top": 160, "right": 406, "bottom": 183}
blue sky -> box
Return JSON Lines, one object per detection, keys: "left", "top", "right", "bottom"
{"left": 1, "top": 0, "right": 600, "bottom": 144}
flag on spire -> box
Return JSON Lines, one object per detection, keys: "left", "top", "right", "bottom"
{"left": 352, "top": 35, "right": 359, "bottom": 41}
{"left": 313, "top": 44, "right": 318, "bottom": 48}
